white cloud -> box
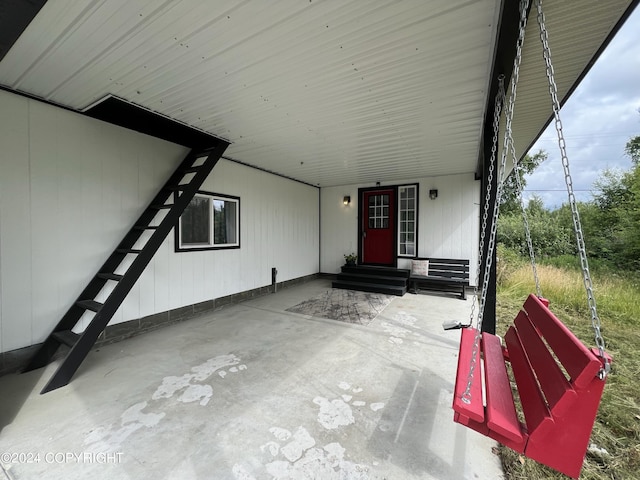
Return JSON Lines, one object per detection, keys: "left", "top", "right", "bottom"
{"left": 524, "top": 7, "right": 640, "bottom": 209}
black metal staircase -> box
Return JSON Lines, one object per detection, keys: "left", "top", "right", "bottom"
{"left": 24, "top": 142, "right": 228, "bottom": 393}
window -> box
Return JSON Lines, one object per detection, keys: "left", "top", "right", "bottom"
{"left": 177, "top": 192, "right": 240, "bottom": 251}
{"left": 368, "top": 194, "right": 390, "bottom": 229}
{"left": 398, "top": 185, "right": 417, "bottom": 256}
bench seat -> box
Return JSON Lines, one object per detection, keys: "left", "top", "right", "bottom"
{"left": 409, "top": 258, "right": 469, "bottom": 299}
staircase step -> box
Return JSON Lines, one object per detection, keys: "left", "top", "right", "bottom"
{"left": 52, "top": 330, "right": 79, "bottom": 348}
{"left": 116, "top": 249, "right": 142, "bottom": 254}
{"left": 166, "top": 184, "right": 189, "bottom": 191}
{"left": 332, "top": 280, "right": 406, "bottom": 296}
{"left": 96, "top": 272, "right": 124, "bottom": 281}
{"left": 182, "top": 166, "right": 201, "bottom": 173}
{"left": 336, "top": 273, "right": 408, "bottom": 286}
{"left": 341, "top": 265, "right": 410, "bottom": 278}
{"left": 151, "top": 203, "right": 174, "bottom": 210}
{"left": 76, "top": 300, "right": 103, "bottom": 312}
{"left": 133, "top": 225, "right": 158, "bottom": 231}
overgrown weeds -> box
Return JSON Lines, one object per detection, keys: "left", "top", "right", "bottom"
{"left": 496, "top": 248, "right": 640, "bottom": 479}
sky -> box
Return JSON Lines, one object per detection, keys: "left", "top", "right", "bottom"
{"left": 522, "top": 6, "right": 640, "bottom": 209}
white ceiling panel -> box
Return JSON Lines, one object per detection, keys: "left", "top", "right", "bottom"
{"left": 0, "top": 0, "right": 635, "bottom": 187}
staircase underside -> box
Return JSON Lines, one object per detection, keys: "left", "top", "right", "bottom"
{"left": 332, "top": 265, "right": 409, "bottom": 296}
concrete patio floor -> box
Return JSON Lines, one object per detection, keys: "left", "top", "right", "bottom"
{"left": 0, "top": 279, "right": 503, "bottom": 480}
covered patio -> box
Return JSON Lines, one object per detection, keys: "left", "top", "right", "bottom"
{"left": 0, "top": 1, "right": 638, "bottom": 478}
{"left": 0, "top": 279, "right": 502, "bottom": 479}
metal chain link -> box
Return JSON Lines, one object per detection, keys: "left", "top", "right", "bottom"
{"left": 509, "top": 142, "right": 542, "bottom": 298}
{"left": 461, "top": 78, "right": 504, "bottom": 404}
{"left": 461, "top": 0, "right": 530, "bottom": 404}
{"left": 468, "top": 76, "right": 505, "bottom": 329}
{"left": 536, "top": 0, "right": 609, "bottom": 378}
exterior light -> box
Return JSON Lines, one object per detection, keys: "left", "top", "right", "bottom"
{"left": 343, "top": 196, "right": 351, "bottom": 205}
{"left": 429, "top": 189, "right": 438, "bottom": 200}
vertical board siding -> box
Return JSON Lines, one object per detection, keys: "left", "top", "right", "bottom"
{"left": 0, "top": 90, "right": 320, "bottom": 354}
{"left": 320, "top": 175, "right": 480, "bottom": 284}
{"left": 0, "top": 92, "right": 31, "bottom": 352}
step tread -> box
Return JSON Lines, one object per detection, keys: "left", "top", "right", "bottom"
{"left": 133, "top": 225, "right": 159, "bottom": 230}
{"left": 52, "top": 330, "right": 79, "bottom": 348}
{"left": 76, "top": 300, "right": 103, "bottom": 312}
{"left": 96, "top": 272, "right": 124, "bottom": 281}
{"left": 332, "top": 280, "right": 406, "bottom": 296}
{"left": 166, "top": 184, "right": 190, "bottom": 191}
{"left": 336, "top": 273, "right": 408, "bottom": 285}
{"left": 341, "top": 265, "right": 411, "bottom": 278}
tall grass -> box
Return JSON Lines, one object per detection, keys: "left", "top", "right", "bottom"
{"left": 497, "top": 246, "right": 639, "bottom": 328}
{"left": 496, "top": 247, "right": 640, "bottom": 479}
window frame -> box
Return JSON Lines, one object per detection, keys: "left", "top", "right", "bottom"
{"left": 175, "top": 190, "right": 241, "bottom": 252}
{"left": 397, "top": 184, "right": 418, "bottom": 257}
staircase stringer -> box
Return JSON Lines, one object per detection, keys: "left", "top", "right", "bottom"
{"left": 24, "top": 142, "right": 228, "bottom": 393}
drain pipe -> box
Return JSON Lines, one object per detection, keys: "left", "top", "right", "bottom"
{"left": 272, "top": 267, "right": 278, "bottom": 293}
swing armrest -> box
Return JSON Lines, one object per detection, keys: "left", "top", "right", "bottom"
{"left": 452, "top": 327, "right": 484, "bottom": 423}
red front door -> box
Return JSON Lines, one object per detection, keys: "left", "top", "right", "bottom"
{"left": 362, "top": 189, "right": 395, "bottom": 265}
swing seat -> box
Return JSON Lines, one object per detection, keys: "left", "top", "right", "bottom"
{"left": 453, "top": 294, "right": 611, "bottom": 479}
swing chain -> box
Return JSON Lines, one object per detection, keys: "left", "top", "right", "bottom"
{"left": 469, "top": 77, "right": 505, "bottom": 329}
{"left": 462, "top": 76, "right": 505, "bottom": 404}
{"left": 510, "top": 142, "right": 542, "bottom": 298}
{"left": 536, "top": 0, "right": 609, "bottom": 378}
{"left": 461, "top": 0, "right": 530, "bottom": 404}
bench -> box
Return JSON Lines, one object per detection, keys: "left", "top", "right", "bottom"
{"left": 409, "top": 258, "right": 469, "bottom": 299}
{"left": 452, "top": 294, "right": 610, "bottom": 479}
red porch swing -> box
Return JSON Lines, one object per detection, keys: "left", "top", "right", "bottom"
{"left": 451, "top": 1, "right": 612, "bottom": 478}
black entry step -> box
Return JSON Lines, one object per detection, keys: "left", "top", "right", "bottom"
{"left": 341, "top": 265, "right": 411, "bottom": 278}
{"left": 332, "top": 280, "right": 407, "bottom": 296}
{"left": 337, "top": 273, "right": 408, "bottom": 286}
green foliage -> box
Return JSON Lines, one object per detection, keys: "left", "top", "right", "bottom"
{"left": 501, "top": 150, "right": 547, "bottom": 215}
{"left": 500, "top": 158, "right": 640, "bottom": 271}
{"left": 625, "top": 135, "right": 640, "bottom": 166}
{"left": 497, "top": 195, "right": 573, "bottom": 258}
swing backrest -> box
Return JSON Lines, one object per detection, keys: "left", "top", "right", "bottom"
{"left": 505, "top": 294, "right": 603, "bottom": 434}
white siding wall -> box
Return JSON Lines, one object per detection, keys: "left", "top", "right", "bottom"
{"left": 320, "top": 175, "right": 480, "bottom": 283}
{"left": 0, "top": 91, "right": 319, "bottom": 353}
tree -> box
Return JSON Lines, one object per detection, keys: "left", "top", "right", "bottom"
{"left": 625, "top": 135, "right": 640, "bottom": 166}
{"left": 497, "top": 194, "right": 573, "bottom": 258}
{"left": 500, "top": 150, "right": 547, "bottom": 214}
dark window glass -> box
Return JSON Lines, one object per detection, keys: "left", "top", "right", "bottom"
{"left": 181, "top": 196, "right": 210, "bottom": 245}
